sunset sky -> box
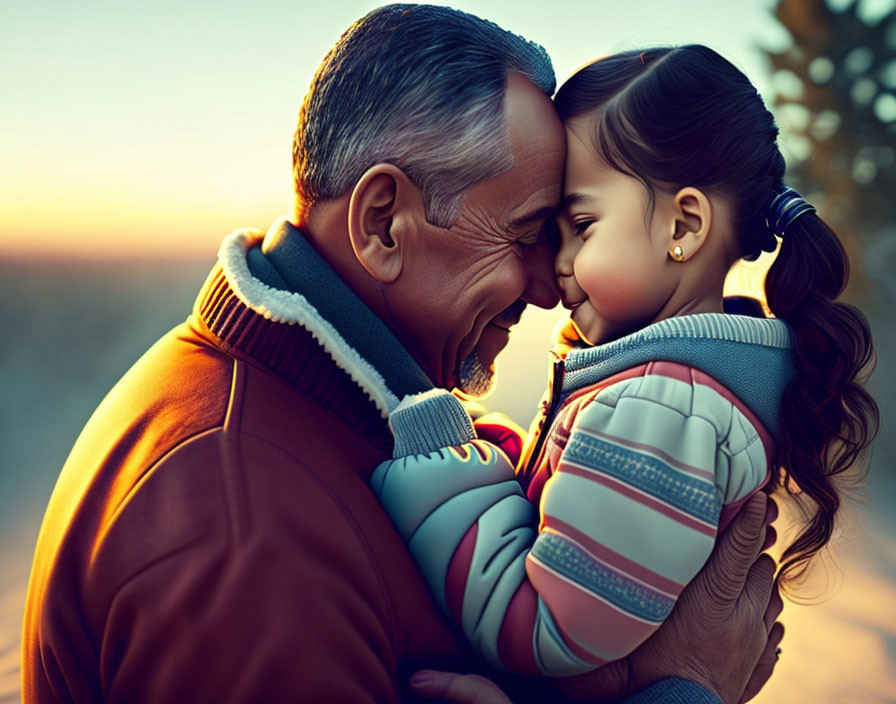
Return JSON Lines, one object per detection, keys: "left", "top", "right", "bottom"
{"left": 2, "top": 0, "right": 892, "bottom": 259}
{"left": 0, "top": 0, "right": 803, "bottom": 258}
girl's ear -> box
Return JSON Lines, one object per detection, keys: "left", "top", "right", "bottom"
{"left": 347, "top": 164, "right": 423, "bottom": 283}
{"left": 667, "top": 187, "right": 712, "bottom": 261}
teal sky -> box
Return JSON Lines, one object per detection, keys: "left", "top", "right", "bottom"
{"left": 0, "top": 0, "right": 881, "bottom": 256}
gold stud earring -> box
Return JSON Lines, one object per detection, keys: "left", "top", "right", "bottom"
{"left": 670, "top": 245, "right": 685, "bottom": 262}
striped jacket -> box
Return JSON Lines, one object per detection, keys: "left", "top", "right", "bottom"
{"left": 371, "top": 313, "right": 793, "bottom": 677}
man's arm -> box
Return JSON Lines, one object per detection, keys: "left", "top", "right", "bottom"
{"left": 409, "top": 672, "right": 723, "bottom": 704}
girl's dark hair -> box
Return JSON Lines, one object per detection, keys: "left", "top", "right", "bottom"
{"left": 555, "top": 45, "right": 879, "bottom": 585}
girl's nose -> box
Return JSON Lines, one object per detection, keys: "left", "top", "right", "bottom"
{"left": 555, "top": 231, "right": 580, "bottom": 279}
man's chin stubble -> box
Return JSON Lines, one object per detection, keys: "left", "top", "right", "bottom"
{"left": 457, "top": 350, "right": 495, "bottom": 397}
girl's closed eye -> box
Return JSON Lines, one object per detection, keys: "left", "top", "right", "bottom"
{"left": 573, "top": 219, "right": 595, "bottom": 237}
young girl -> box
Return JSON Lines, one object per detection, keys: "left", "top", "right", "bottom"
{"left": 370, "top": 45, "right": 878, "bottom": 677}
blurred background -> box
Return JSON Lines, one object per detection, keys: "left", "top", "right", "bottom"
{"left": 1, "top": 0, "right": 893, "bottom": 701}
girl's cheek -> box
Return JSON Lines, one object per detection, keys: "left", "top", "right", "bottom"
{"left": 576, "top": 256, "right": 637, "bottom": 314}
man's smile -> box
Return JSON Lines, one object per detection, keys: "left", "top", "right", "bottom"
{"left": 488, "top": 319, "right": 514, "bottom": 332}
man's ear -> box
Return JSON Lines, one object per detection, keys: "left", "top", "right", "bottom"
{"left": 347, "top": 164, "right": 423, "bottom": 283}
{"left": 667, "top": 187, "right": 712, "bottom": 261}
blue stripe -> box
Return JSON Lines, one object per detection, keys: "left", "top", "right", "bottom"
{"left": 563, "top": 433, "right": 720, "bottom": 524}
{"left": 532, "top": 533, "right": 674, "bottom": 623}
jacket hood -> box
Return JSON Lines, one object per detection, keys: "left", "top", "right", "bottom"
{"left": 562, "top": 313, "right": 794, "bottom": 440}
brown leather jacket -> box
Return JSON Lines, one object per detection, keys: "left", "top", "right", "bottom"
{"left": 21, "top": 236, "right": 474, "bottom": 702}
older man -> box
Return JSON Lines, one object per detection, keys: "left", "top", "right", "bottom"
{"left": 22, "top": 5, "right": 781, "bottom": 703}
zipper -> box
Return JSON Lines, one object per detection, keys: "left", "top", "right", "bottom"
{"left": 521, "top": 354, "right": 566, "bottom": 482}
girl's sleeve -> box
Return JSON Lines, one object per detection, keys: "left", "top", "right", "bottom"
{"left": 371, "top": 368, "right": 771, "bottom": 677}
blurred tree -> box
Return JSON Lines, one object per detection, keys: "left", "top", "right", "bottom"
{"left": 764, "top": 0, "right": 895, "bottom": 480}
{"left": 766, "top": 0, "right": 895, "bottom": 293}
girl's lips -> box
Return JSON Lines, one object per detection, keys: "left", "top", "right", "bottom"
{"left": 563, "top": 298, "right": 586, "bottom": 311}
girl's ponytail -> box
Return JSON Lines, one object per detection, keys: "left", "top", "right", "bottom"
{"left": 764, "top": 197, "right": 879, "bottom": 584}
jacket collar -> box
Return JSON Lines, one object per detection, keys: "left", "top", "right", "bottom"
{"left": 207, "top": 218, "right": 433, "bottom": 418}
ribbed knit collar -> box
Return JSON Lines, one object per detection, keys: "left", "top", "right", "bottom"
{"left": 197, "top": 218, "right": 433, "bottom": 418}
{"left": 563, "top": 313, "right": 794, "bottom": 439}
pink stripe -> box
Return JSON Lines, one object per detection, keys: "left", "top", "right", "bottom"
{"left": 526, "top": 470, "right": 549, "bottom": 504}
{"left": 475, "top": 420, "right": 524, "bottom": 467}
{"left": 446, "top": 523, "right": 477, "bottom": 627}
{"left": 562, "top": 364, "right": 651, "bottom": 406}
{"left": 644, "top": 360, "right": 692, "bottom": 383}
{"left": 717, "top": 497, "right": 750, "bottom": 534}
{"left": 541, "top": 517, "right": 684, "bottom": 595}
{"left": 527, "top": 554, "right": 657, "bottom": 663}
{"left": 576, "top": 426, "right": 715, "bottom": 482}
{"left": 559, "top": 462, "right": 717, "bottom": 537}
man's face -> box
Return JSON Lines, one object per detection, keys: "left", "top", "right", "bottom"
{"left": 392, "top": 74, "right": 566, "bottom": 394}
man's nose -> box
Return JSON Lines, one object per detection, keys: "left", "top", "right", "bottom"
{"left": 521, "top": 236, "right": 561, "bottom": 309}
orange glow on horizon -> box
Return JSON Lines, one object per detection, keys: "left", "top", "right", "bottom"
{"left": 0, "top": 191, "right": 292, "bottom": 259}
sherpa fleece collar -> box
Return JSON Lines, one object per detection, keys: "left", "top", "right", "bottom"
{"left": 216, "top": 218, "right": 433, "bottom": 417}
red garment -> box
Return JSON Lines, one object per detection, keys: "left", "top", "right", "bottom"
{"left": 21, "top": 265, "right": 473, "bottom": 703}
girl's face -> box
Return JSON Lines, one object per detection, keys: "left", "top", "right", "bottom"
{"left": 554, "top": 121, "right": 679, "bottom": 346}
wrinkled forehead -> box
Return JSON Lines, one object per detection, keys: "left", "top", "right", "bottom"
{"left": 501, "top": 73, "right": 566, "bottom": 214}
{"left": 451, "top": 75, "right": 566, "bottom": 234}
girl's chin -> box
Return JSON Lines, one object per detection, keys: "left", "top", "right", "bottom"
{"left": 570, "top": 318, "right": 596, "bottom": 346}
{"left": 571, "top": 305, "right": 634, "bottom": 347}
{"left": 570, "top": 305, "right": 601, "bottom": 346}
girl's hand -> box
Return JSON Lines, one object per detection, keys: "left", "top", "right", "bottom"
{"left": 409, "top": 670, "right": 512, "bottom": 703}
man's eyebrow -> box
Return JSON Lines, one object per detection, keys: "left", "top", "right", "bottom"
{"left": 559, "top": 192, "right": 594, "bottom": 212}
{"left": 509, "top": 206, "right": 558, "bottom": 232}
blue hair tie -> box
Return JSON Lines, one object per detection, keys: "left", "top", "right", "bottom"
{"left": 766, "top": 186, "right": 816, "bottom": 237}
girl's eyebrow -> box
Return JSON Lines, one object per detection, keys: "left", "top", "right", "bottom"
{"left": 560, "top": 192, "right": 596, "bottom": 211}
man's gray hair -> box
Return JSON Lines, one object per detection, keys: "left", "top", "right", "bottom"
{"left": 293, "top": 4, "right": 555, "bottom": 227}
